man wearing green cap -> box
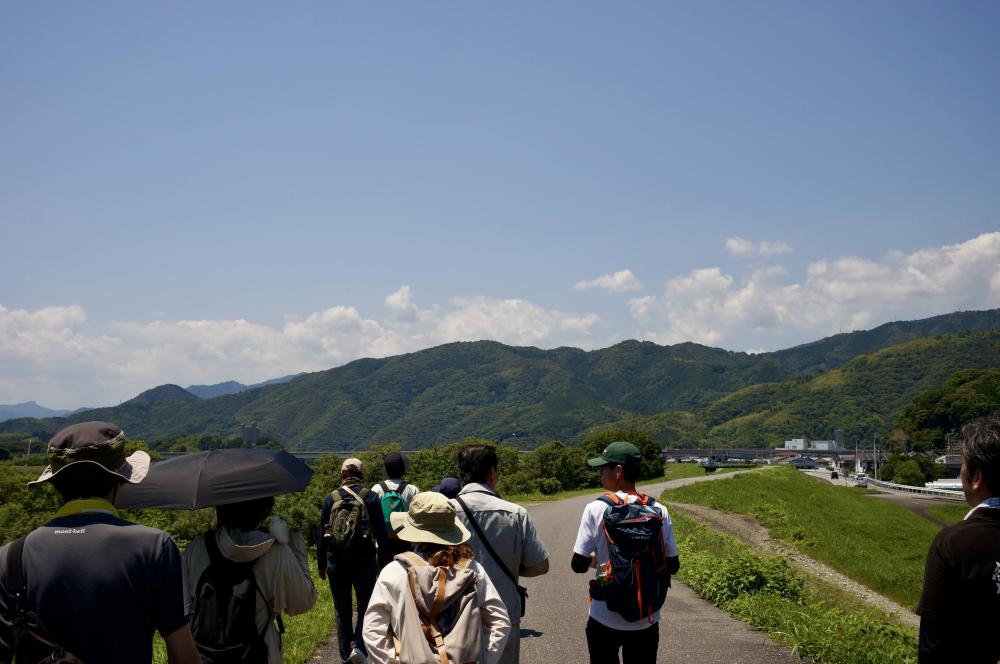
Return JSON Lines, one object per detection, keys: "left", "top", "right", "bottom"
{"left": 571, "top": 441, "right": 679, "bottom": 664}
{"left": 0, "top": 422, "right": 199, "bottom": 664}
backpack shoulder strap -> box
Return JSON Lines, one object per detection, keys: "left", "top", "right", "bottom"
{"left": 341, "top": 485, "right": 365, "bottom": 503}
{"left": 379, "top": 481, "right": 389, "bottom": 493}
{"left": 454, "top": 496, "right": 517, "bottom": 586}
{"left": 396, "top": 480, "right": 408, "bottom": 493}
{"left": 396, "top": 551, "right": 426, "bottom": 569}
{"left": 6, "top": 536, "right": 27, "bottom": 616}
{"left": 204, "top": 530, "right": 224, "bottom": 565}
{"left": 598, "top": 491, "right": 622, "bottom": 506}
{"left": 628, "top": 491, "right": 653, "bottom": 506}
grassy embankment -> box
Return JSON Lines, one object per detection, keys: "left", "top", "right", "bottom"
{"left": 660, "top": 465, "right": 943, "bottom": 663}
{"left": 670, "top": 510, "right": 918, "bottom": 663}
{"left": 926, "top": 503, "right": 968, "bottom": 525}
{"left": 661, "top": 464, "right": 939, "bottom": 609}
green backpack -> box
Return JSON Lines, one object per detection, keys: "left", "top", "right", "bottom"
{"left": 327, "top": 485, "right": 372, "bottom": 555}
{"left": 379, "top": 481, "right": 409, "bottom": 537}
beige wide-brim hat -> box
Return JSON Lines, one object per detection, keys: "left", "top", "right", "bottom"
{"left": 29, "top": 421, "right": 150, "bottom": 486}
{"left": 390, "top": 491, "right": 471, "bottom": 546}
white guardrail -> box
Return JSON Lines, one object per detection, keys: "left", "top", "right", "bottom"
{"left": 865, "top": 477, "right": 966, "bottom": 501}
{"left": 804, "top": 469, "right": 966, "bottom": 501}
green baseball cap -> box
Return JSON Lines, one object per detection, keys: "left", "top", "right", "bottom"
{"left": 587, "top": 441, "right": 642, "bottom": 468}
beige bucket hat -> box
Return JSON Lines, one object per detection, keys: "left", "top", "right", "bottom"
{"left": 29, "top": 421, "right": 150, "bottom": 486}
{"left": 390, "top": 491, "right": 471, "bottom": 546}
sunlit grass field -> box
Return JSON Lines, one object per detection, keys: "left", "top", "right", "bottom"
{"left": 671, "top": 510, "right": 917, "bottom": 664}
{"left": 661, "top": 464, "right": 942, "bottom": 609}
{"left": 926, "top": 502, "right": 969, "bottom": 525}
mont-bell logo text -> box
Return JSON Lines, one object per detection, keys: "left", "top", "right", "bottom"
{"left": 54, "top": 528, "right": 86, "bottom": 535}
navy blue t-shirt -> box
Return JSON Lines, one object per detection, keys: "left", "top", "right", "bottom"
{"left": 0, "top": 512, "right": 190, "bottom": 663}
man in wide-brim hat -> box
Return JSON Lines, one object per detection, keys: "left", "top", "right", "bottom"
{"left": 0, "top": 422, "right": 200, "bottom": 664}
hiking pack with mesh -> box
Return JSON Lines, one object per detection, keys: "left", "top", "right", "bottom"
{"left": 589, "top": 491, "right": 671, "bottom": 623}
{"left": 326, "top": 485, "right": 372, "bottom": 556}
{"left": 379, "top": 481, "right": 409, "bottom": 538}
{"left": 391, "top": 551, "right": 483, "bottom": 664}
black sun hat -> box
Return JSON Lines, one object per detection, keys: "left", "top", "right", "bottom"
{"left": 29, "top": 421, "right": 150, "bottom": 486}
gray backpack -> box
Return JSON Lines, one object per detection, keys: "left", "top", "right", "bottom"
{"left": 392, "top": 552, "right": 483, "bottom": 664}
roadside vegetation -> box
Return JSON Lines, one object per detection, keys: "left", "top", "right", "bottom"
{"left": 925, "top": 503, "right": 969, "bottom": 525}
{"left": 661, "top": 465, "right": 940, "bottom": 609}
{"left": 670, "top": 511, "right": 917, "bottom": 663}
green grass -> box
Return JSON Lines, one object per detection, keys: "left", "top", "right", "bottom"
{"left": 926, "top": 503, "right": 969, "bottom": 525}
{"left": 671, "top": 511, "right": 917, "bottom": 664}
{"left": 661, "top": 465, "right": 941, "bottom": 609}
{"left": 154, "top": 555, "right": 334, "bottom": 663}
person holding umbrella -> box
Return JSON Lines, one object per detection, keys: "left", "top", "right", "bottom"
{"left": 115, "top": 445, "right": 319, "bottom": 664}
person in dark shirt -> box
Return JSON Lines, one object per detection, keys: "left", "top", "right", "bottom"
{"left": 0, "top": 421, "right": 199, "bottom": 664}
{"left": 317, "top": 458, "right": 389, "bottom": 664}
{"left": 918, "top": 415, "right": 1000, "bottom": 664}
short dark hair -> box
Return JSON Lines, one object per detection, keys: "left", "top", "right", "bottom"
{"left": 50, "top": 466, "right": 122, "bottom": 502}
{"left": 622, "top": 463, "right": 641, "bottom": 483}
{"left": 457, "top": 445, "right": 498, "bottom": 485}
{"left": 216, "top": 496, "right": 275, "bottom": 532}
{"left": 384, "top": 452, "right": 406, "bottom": 479}
{"left": 960, "top": 416, "right": 1000, "bottom": 495}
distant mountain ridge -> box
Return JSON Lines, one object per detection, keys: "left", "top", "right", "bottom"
{"left": 186, "top": 373, "right": 304, "bottom": 399}
{"left": 2, "top": 309, "right": 998, "bottom": 449}
{"left": 0, "top": 401, "right": 91, "bottom": 423}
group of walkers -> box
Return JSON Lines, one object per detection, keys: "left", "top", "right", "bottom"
{"left": 318, "top": 447, "right": 552, "bottom": 664}
{"left": 0, "top": 424, "right": 677, "bottom": 664}
{"left": 4, "top": 416, "right": 998, "bottom": 664}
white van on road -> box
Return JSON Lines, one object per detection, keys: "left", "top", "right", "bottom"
{"left": 853, "top": 472, "right": 868, "bottom": 488}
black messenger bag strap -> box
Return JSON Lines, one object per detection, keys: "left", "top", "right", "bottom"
{"left": 455, "top": 495, "right": 528, "bottom": 617}
{"left": 454, "top": 496, "right": 517, "bottom": 585}
{"left": 6, "top": 535, "right": 87, "bottom": 664}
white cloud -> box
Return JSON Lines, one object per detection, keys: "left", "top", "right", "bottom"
{"left": 0, "top": 291, "right": 601, "bottom": 408}
{"left": 574, "top": 269, "right": 643, "bottom": 293}
{"left": 635, "top": 232, "right": 1000, "bottom": 350}
{"left": 4, "top": 233, "right": 997, "bottom": 409}
{"left": 726, "top": 236, "right": 793, "bottom": 258}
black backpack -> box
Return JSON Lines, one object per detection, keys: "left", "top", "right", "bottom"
{"left": 3, "top": 536, "right": 86, "bottom": 664}
{"left": 589, "top": 492, "right": 671, "bottom": 623}
{"left": 190, "top": 531, "right": 279, "bottom": 664}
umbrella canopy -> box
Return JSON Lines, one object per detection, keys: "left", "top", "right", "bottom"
{"left": 116, "top": 448, "right": 313, "bottom": 510}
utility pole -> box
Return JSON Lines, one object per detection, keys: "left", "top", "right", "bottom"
{"left": 854, "top": 436, "right": 859, "bottom": 475}
{"left": 874, "top": 433, "right": 879, "bottom": 481}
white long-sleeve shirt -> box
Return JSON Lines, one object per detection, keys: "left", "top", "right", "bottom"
{"left": 363, "top": 557, "right": 511, "bottom": 664}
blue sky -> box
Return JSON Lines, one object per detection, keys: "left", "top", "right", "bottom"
{"left": 2, "top": 2, "right": 999, "bottom": 408}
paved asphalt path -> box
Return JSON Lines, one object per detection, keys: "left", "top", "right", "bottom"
{"left": 518, "top": 471, "right": 802, "bottom": 664}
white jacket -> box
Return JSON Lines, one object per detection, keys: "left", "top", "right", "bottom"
{"left": 362, "top": 557, "right": 511, "bottom": 664}
{"left": 184, "top": 525, "right": 317, "bottom": 664}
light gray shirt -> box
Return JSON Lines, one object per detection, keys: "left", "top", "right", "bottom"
{"left": 452, "top": 483, "right": 549, "bottom": 624}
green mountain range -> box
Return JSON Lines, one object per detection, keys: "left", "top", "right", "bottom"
{"left": 3, "top": 309, "right": 999, "bottom": 450}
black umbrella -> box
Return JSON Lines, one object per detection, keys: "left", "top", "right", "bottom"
{"left": 116, "top": 448, "right": 313, "bottom": 510}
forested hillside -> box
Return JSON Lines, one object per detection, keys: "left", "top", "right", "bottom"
{"left": 2, "top": 310, "right": 998, "bottom": 450}
{"left": 613, "top": 332, "right": 1000, "bottom": 448}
